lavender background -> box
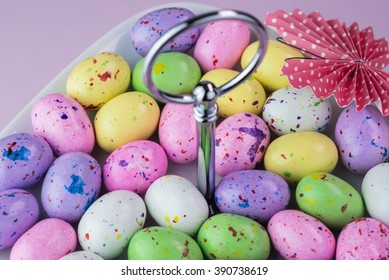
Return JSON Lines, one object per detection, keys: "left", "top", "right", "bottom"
{"left": 1, "top": 0, "right": 388, "bottom": 132}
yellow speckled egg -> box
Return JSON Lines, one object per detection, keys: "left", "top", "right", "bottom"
{"left": 264, "top": 131, "right": 338, "bottom": 185}
{"left": 94, "top": 91, "right": 160, "bottom": 153}
{"left": 241, "top": 40, "right": 303, "bottom": 93}
{"left": 200, "top": 69, "right": 266, "bottom": 118}
{"left": 66, "top": 52, "right": 131, "bottom": 109}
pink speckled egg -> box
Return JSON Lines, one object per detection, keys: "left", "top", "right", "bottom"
{"left": 215, "top": 112, "right": 270, "bottom": 176}
{"left": 194, "top": 20, "right": 250, "bottom": 72}
{"left": 336, "top": 217, "right": 389, "bottom": 260}
{"left": 267, "top": 209, "right": 336, "bottom": 260}
{"left": 159, "top": 103, "right": 197, "bottom": 164}
{"left": 10, "top": 218, "right": 77, "bottom": 260}
{"left": 103, "top": 140, "right": 168, "bottom": 195}
{"left": 31, "top": 93, "right": 95, "bottom": 156}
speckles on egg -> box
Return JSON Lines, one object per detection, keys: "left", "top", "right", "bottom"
{"left": 60, "top": 250, "right": 104, "bottom": 260}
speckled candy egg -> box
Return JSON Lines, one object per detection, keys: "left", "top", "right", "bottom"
{"left": 78, "top": 190, "right": 146, "bottom": 259}
{"left": 335, "top": 104, "right": 389, "bottom": 174}
{"left": 197, "top": 213, "right": 271, "bottom": 260}
{"left": 131, "top": 7, "right": 199, "bottom": 56}
{"left": 66, "top": 52, "right": 131, "bottom": 109}
{"left": 128, "top": 226, "right": 203, "bottom": 260}
{"left": 0, "top": 189, "right": 39, "bottom": 250}
{"left": 41, "top": 152, "right": 101, "bottom": 223}
{"left": 215, "top": 170, "right": 290, "bottom": 223}
{"left": 0, "top": 133, "right": 54, "bottom": 191}
{"left": 145, "top": 175, "right": 208, "bottom": 236}
{"left": 215, "top": 113, "right": 270, "bottom": 176}
{"left": 31, "top": 93, "right": 95, "bottom": 156}
{"left": 60, "top": 250, "right": 104, "bottom": 260}
{"left": 336, "top": 218, "right": 389, "bottom": 260}
{"left": 262, "top": 87, "right": 332, "bottom": 136}
{"left": 194, "top": 20, "right": 250, "bottom": 72}
{"left": 10, "top": 218, "right": 77, "bottom": 260}
{"left": 296, "top": 172, "right": 364, "bottom": 230}
{"left": 103, "top": 140, "right": 168, "bottom": 195}
{"left": 267, "top": 210, "right": 336, "bottom": 260}
{"left": 158, "top": 103, "right": 197, "bottom": 164}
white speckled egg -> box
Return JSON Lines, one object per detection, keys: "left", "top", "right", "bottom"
{"left": 78, "top": 190, "right": 146, "bottom": 259}
{"left": 262, "top": 87, "right": 332, "bottom": 136}
{"left": 145, "top": 175, "right": 209, "bottom": 236}
{"left": 60, "top": 250, "right": 104, "bottom": 260}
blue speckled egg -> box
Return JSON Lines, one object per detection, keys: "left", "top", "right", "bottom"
{"left": 0, "top": 189, "right": 40, "bottom": 250}
{"left": 215, "top": 170, "right": 290, "bottom": 223}
{"left": 41, "top": 152, "right": 101, "bottom": 223}
{"left": 0, "top": 132, "right": 54, "bottom": 191}
{"left": 131, "top": 7, "right": 200, "bottom": 56}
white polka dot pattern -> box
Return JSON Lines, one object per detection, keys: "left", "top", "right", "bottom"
{"left": 265, "top": 9, "right": 389, "bottom": 115}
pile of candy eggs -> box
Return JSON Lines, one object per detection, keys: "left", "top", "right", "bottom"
{"left": 1, "top": 6, "right": 389, "bottom": 260}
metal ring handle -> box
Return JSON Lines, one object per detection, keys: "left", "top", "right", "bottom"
{"left": 142, "top": 9, "right": 268, "bottom": 103}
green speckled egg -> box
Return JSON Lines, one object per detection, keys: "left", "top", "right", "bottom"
{"left": 127, "top": 226, "right": 203, "bottom": 260}
{"left": 296, "top": 172, "right": 364, "bottom": 230}
{"left": 197, "top": 213, "right": 270, "bottom": 260}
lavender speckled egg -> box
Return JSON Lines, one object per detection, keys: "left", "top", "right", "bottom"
{"left": 336, "top": 218, "right": 389, "bottom": 260}
{"left": 0, "top": 189, "right": 39, "bottom": 250}
{"left": 267, "top": 209, "right": 336, "bottom": 260}
{"left": 41, "top": 152, "right": 101, "bottom": 223}
{"left": 0, "top": 133, "right": 54, "bottom": 191}
{"left": 335, "top": 104, "right": 389, "bottom": 174}
{"left": 131, "top": 7, "right": 199, "bottom": 56}
{"left": 215, "top": 170, "right": 290, "bottom": 223}
{"left": 103, "top": 140, "right": 168, "bottom": 195}
{"left": 10, "top": 218, "right": 77, "bottom": 260}
{"left": 158, "top": 103, "right": 197, "bottom": 164}
{"left": 31, "top": 93, "right": 95, "bottom": 156}
{"left": 215, "top": 113, "right": 270, "bottom": 176}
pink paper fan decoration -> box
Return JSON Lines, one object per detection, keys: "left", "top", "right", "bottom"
{"left": 265, "top": 9, "right": 389, "bottom": 115}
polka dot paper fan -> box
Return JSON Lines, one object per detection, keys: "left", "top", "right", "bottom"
{"left": 265, "top": 9, "right": 389, "bottom": 115}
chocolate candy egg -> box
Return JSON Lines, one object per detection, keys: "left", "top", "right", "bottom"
{"left": 197, "top": 213, "right": 271, "bottom": 260}
{"left": 194, "top": 20, "right": 250, "bottom": 72}
{"left": 78, "top": 190, "right": 146, "bottom": 259}
{"left": 60, "top": 251, "right": 104, "bottom": 260}
{"left": 94, "top": 91, "right": 160, "bottom": 153}
{"left": 335, "top": 104, "right": 389, "bottom": 174}
{"left": 215, "top": 170, "right": 290, "bottom": 223}
{"left": 0, "top": 133, "right": 54, "bottom": 191}
{"left": 264, "top": 131, "right": 338, "bottom": 185}
{"left": 158, "top": 103, "right": 197, "bottom": 164}
{"left": 128, "top": 226, "right": 203, "bottom": 260}
{"left": 200, "top": 69, "right": 266, "bottom": 118}
{"left": 10, "top": 218, "right": 77, "bottom": 260}
{"left": 145, "top": 175, "right": 208, "bottom": 236}
{"left": 296, "top": 172, "right": 364, "bottom": 230}
{"left": 66, "top": 52, "right": 131, "bottom": 109}
{"left": 31, "top": 93, "right": 95, "bottom": 156}
{"left": 267, "top": 209, "right": 336, "bottom": 260}
{"left": 103, "top": 140, "right": 168, "bottom": 195}
{"left": 262, "top": 87, "right": 332, "bottom": 136}
{"left": 0, "top": 189, "right": 39, "bottom": 250}
{"left": 215, "top": 113, "right": 270, "bottom": 176}
{"left": 336, "top": 218, "right": 389, "bottom": 260}
{"left": 41, "top": 152, "right": 102, "bottom": 223}
{"left": 131, "top": 7, "right": 199, "bottom": 56}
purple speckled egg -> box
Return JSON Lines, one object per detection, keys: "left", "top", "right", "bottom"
{"left": 267, "top": 209, "right": 336, "bottom": 260}
{"left": 131, "top": 7, "right": 200, "bottom": 56}
{"left": 41, "top": 152, "right": 101, "bottom": 223}
{"left": 0, "top": 189, "right": 39, "bottom": 250}
{"left": 215, "top": 112, "right": 270, "bottom": 176}
{"left": 335, "top": 104, "right": 389, "bottom": 174}
{"left": 103, "top": 140, "right": 168, "bottom": 195}
{"left": 159, "top": 103, "right": 197, "bottom": 164}
{"left": 0, "top": 132, "right": 54, "bottom": 191}
{"left": 215, "top": 170, "right": 290, "bottom": 223}
{"left": 31, "top": 93, "right": 95, "bottom": 156}
{"left": 336, "top": 217, "right": 389, "bottom": 260}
